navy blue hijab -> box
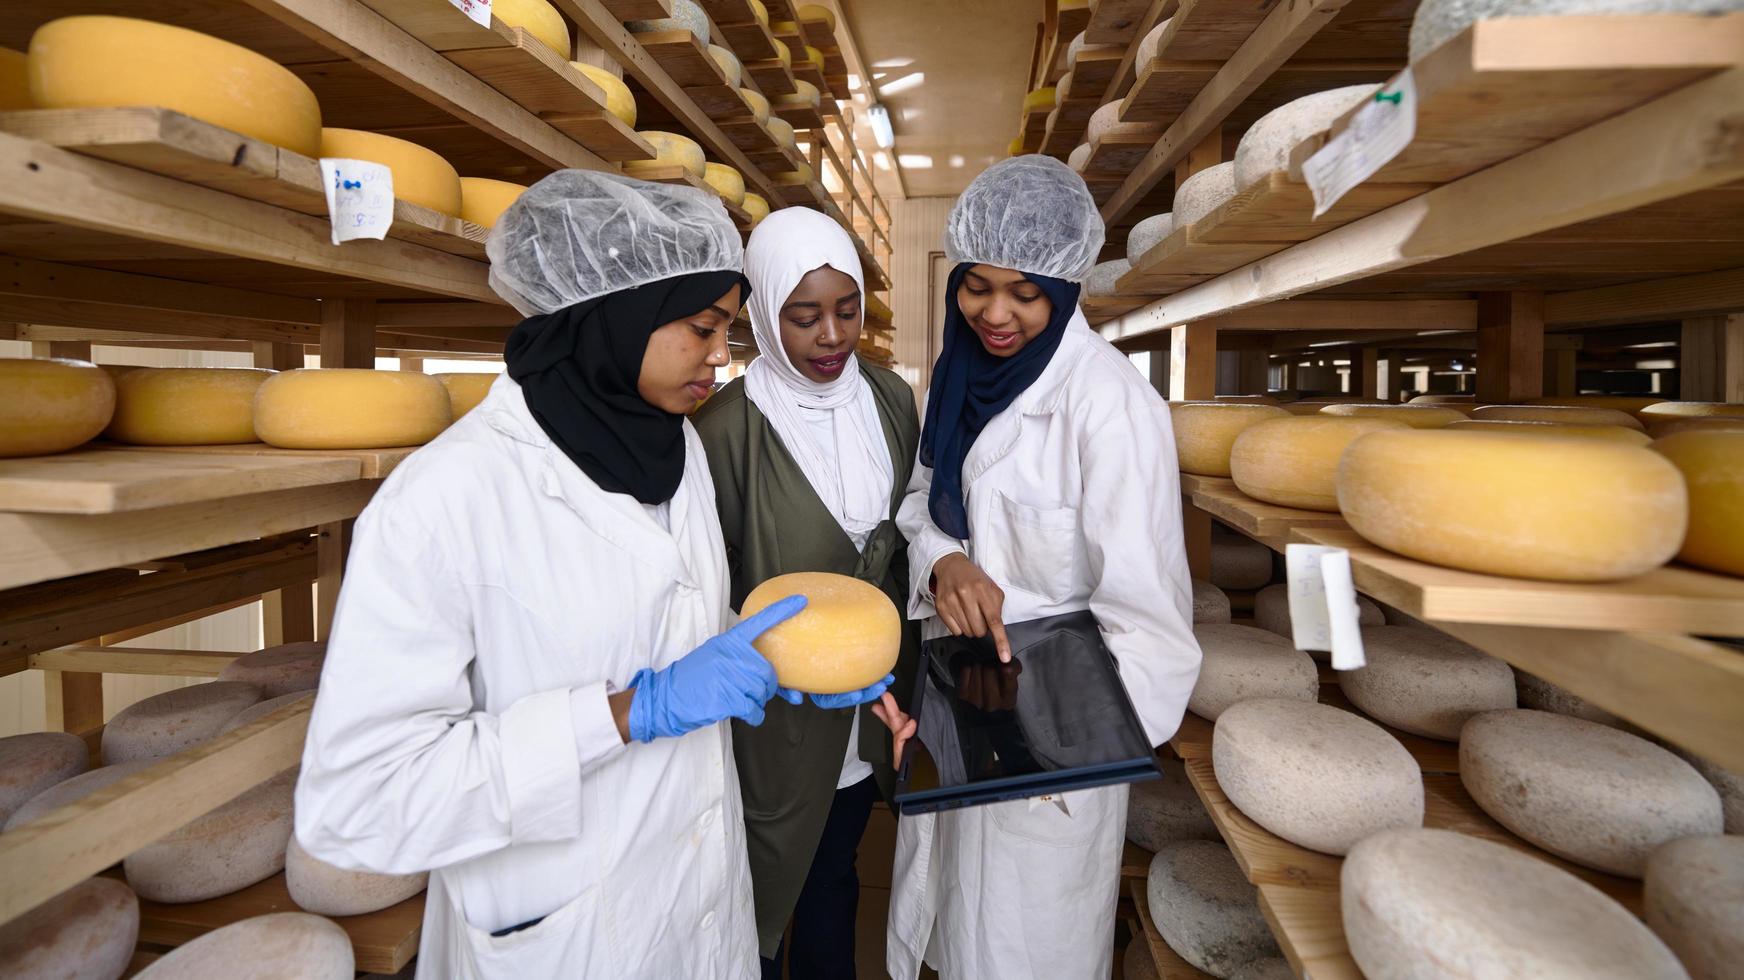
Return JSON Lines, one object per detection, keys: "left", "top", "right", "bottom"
{"left": 919, "top": 262, "right": 1081, "bottom": 539}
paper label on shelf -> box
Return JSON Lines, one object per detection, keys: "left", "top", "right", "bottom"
{"left": 448, "top": 0, "right": 493, "bottom": 29}
{"left": 1301, "top": 69, "right": 1417, "bottom": 218}
{"left": 320, "top": 158, "right": 394, "bottom": 246}
{"left": 1285, "top": 544, "right": 1367, "bottom": 671}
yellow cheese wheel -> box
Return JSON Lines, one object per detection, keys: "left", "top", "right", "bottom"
{"left": 572, "top": 62, "right": 637, "bottom": 127}
{"left": 458, "top": 177, "right": 527, "bottom": 228}
{"left": 1527, "top": 395, "right": 1664, "bottom": 417}
{"left": 750, "top": 0, "right": 770, "bottom": 28}
{"left": 1024, "top": 87, "right": 1057, "bottom": 113}
{"left": 101, "top": 363, "right": 144, "bottom": 382}
{"left": 1445, "top": 419, "right": 1651, "bottom": 445}
{"left": 319, "top": 129, "right": 461, "bottom": 216}
{"left": 1640, "top": 401, "right": 1744, "bottom": 421}
{"left": 0, "top": 358, "right": 115, "bottom": 458}
{"left": 772, "top": 20, "right": 800, "bottom": 35}
{"left": 1321, "top": 404, "right": 1465, "bottom": 428}
{"left": 772, "top": 38, "right": 792, "bottom": 67}
{"left": 805, "top": 45, "right": 826, "bottom": 71}
{"left": 1230, "top": 416, "right": 1409, "bottom": 511}
{"left": 797, "top": 4, "right": 838, "bottom": 31}
{"left": 768, "top": 116, "right": 798, "bottom": 149}
{"left": 1216, "top": 394, "right": 1280, "bottom": 405}
{"left": 437, "top": 373, "right": 495, "bottom": 420}
{"left": 106, "top": 368, "right": 274, "bottom": 445}
{"left": 777, "top": 79, "right": 821, "bottom": 107}
{"left": 28, "top": 16, "right": 322, "bottom": 157}
{"left": 742, "top": 192, "right": 771, "bottom": 225}
{"left": 492, "top": 0, "right": 569, "bottom": 58}
{"left": 1008, "top": 136, "right": 1025, "bottom": 156}
{"left": 1169, "top": 402, "right": 1290, "bottom": 477}
{"left": 703, "top": 163, "right": 747, "bottom": 207}
{"left": 1648, "top": 416, "right": 1744, "bottom": 438}
{"left": 254, "top": 370, "right": 452, "bottom": 449}
{"left": 1336, "top": 429, "right": 1687, "bottom": 582}
{"left": 627, "top": 130, "right": 706, "bottom": 177}
{"left": 739, "top": 87, "right": 771, "bottom": 123}
{"left": 1408, "top": 394, "right": 1473, "bottom": 405}
{"left": 1652, "top": 430, "right": 1744, "bottom": 576}
{"left": 741, "top": 572, "right": 900, "bottom": 694}
{"left": 0, "top": 47, "right": 30, "bottom": 110}
{"left": 707, "top": 45, "right": 743, "bottom": 88}
{"left": 1470, "top": 404, "right": 1645, "bottom": 431}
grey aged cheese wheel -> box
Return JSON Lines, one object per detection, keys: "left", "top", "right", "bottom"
{"left": 1460, "top": 710, "right": 1722, "bottom": 877}
{"left": 1123, "top": 936, "right": 1159, "bottom": 980}
{"left": 126, "top": 768, "right": 296, "bottom": 903}
{"left": 1148, "top": 840, "right": 1280, "bottom": 976}
{"left": 1085, "top": 258, "right": 1133, "bottom": 297}
{"left": 5, "top": 759, "right": 153, "bottom": 832}
{"left": 135, "top": 911, "right": 354, "bottom": 979}
{"left": 1229, "top": 959, "right": 1296, "bottom": 980}
{"left": 1174, "top": 161, "right": 1237, "bottom": 226}
{"left": 219, "top": 691, "right": 315, "bottom": 736}
{"left": 1513, "top": 668, "right": 1627, "bottom": 727}
{"left": 1136, "top": 17, "right": 1173, "bottom": 66}
{"left": 1233, "top": 85, "right": 1380, "bottom": 190}
{"left": 1214, "top": 699, "right": 1423, "bottom": 855}
{"left": 1210, "top": 534, "right": 1273, "bottom": 590}
{"left": 0, "top": 732, "right": 88, "bottom": 825}
{"left": 1086, "top": 101, "right": 1123, "bottom": 144}
{"left": 0, "top": 877, "right": 138, "bottom": 980}
{"left": 1252, "top": 583, "right": 1382, "bottom": 653}
{"left": 217, "top": 641, "right": 326, "bottom": 698}
{"left": 1066, "top": 30, "right": 1089, "bottom": 65}
{"left": 1673, "top": 749, "right": 1743, "bottom": 834}
{"left": 1126, "top": 212, "right": 1174, "bottom": 263}
{"left": 286, "top": 835, "right": 428, "bottom": 917}
{"left": 1337, "top": 626, "right": 1516, "bottom": 739}
{"left": 1380, "top": 602, "right": 1427, "bottom": 629}
{"left": 1127, "top": 757, "right": 1218, "bottom": 851}
{"left": 1644, "top": 835, "right": 1743, "bottom": 980}
{"left": 1344, "top": 828, "right": 1687, "bottom": 979}
{"left": 1068, "top": 142, "right": 1092, "bottom": 172}
{"left": 1191, "top": 578, "right": 1232, "bottom": 624}
{"left": 1188, "top": 624, "right": 1318, "bottom": 721}
{"left": 1409, "top": 0, "right": 1744, "bottom": 61}
{"left": 626, "top": 0, "right": 709, "bottom": 43}
{"left": 102, "top": 681, "right": 262, "bottom": 764}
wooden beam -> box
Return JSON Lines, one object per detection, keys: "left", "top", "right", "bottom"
{"left": 376, "top": 301, "right": 521, "bottom": 328}
{"left": 1546, "top": 347, "right": 1578, "bottom": 397}
{"left": 30, "top": 340, "right": 91, "bottom": 361}
{"left": 321, "top": 300, "right": 378, "bottom": 369}
{"left": 1545, "top": 267, "right": 1744, "bottom": 326}
{"left": 1358, "top": 347, "right": 1379, "bottom": 400}
{"left": 100, "top": 595, "right": 265, "bottom": 648}
{"left": 1169, "top": 322, "right": 1217, "bottom": 401}
{"left": 1174, "top": 125, "right": 1222, "bottom": 189}
{"left": 0, "top": 258, "right": 321, "bottom": 326}
{"left": 1237, "top": 349, "right": 1269, "bottom": 394}
{"left": 30, "top": 647, "right": 241, "bottom": 677}
{"left": 1379, "top": 349, "right": 1403, "bottom": 401}
{"left": 1193, "top": 299, "right": 1478, "bottom": 332}
{"left": 1476, "top": 292, "right": 1545, "bottom": 403}
{"left": 1679, "top": 313, "right": 1744, "bottom": 402}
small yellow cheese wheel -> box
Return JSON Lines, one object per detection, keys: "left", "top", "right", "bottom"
{"left": 740, "top": 87, "right": 771, "bottom": 123}
{"left": 629, "top": 130, "right": 706, "bottom": 177}
{"left": 772, "top": 38, "right": 792, "bottom": 67}
{"left": 1024, "top": 87, "right": 1057, "bottom": 113}
{"left": 1528, "top": 395, "right": 1665, "bottom": 417}
{"left": 805, "top": 45, "right": 826, "bottom": 71}
{"left": 319, "top": 128, "right": 461, "bottom": 216}
{"left": 777, "top": 79, "right": 821, "bottom": 107}
{"left": 1336, "top": 429, "right": 1687, "bottom": 582}
{"left": 106, "top": 368, "right": 273, "bottom": 445}
{"left": 767, "top": 116, "right": 797, "bottom": 148}
{"left": 742, "top": 192, "right": 771, "bottom": 225}
{"left": 707, "top": 45, "right": 743, "bottom": 88}
{"left": 572, "top": 62, "right": 637, "bottom": 127}
{"left": 458, "top": 177, "right": 527, "bottom": 228}
{"left": 1649, "top": 416, "right": 1744, "bottom": 438}
{"left": 796, "top": 4, "right": 838, "bottom": 32}
{"left": 1321, "top": 403, "right": 1464, "bottom": 428}
{"left": 1445, "top": 419, "right": 1651, "bottom": 445}
{"left": 1230, "top": 416, "right": 1408, "bottom": 512}
{"left": 0, "top": 47, "right": 30, "bottom": 110}
{"left": 29, "top": 16, "right": 323, "bottom": 157}
{"left": 1640, "top": 401, "right": 1744, "bottom": 421}
{"left": 750, "top": 0, "right": 770, "bottom": 28}
{"left": 1008, "top": 136, "right": 1025, "bottom": 156}
{"left": 772, "top": 20, "right": 800, "bottom": 36}
{"left": 1283, "top": 400, "right": 1379, "bottom": 416}
{"left": 1652, "top": 430, "right": 1744, "bottom": 577}
{"left": 703, "top": 163, "right": 747, "bottom": 207}
{"left": 1215, "top": 394, "right": 1279, "bottom": 405}
{"left": 254, "top": 369, "right": 452, "bottom": 449}
{"left": 742, "top": 572, "right": 900, "bottom": 694}
{"left": 0, "top": 358, "right": 115, "bottom": 458}
{"left": 492, "top": 0, "right": 569, "bottom": 58}
{"left": 1169, "top": 402, "right": 1289, "bottom": 477}
{"left": 1407, "top": 394, "right": 1473, "bottom": 405}
{"left": 437, "top": 373, "right": 495, "bottom": 420}
{"left": 1471, "top": 404, "right": 1645, "bottom": 431}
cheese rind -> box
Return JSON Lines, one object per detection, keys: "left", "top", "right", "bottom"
{"left": 319, "top": 128, "right": 461, "bottom": 216}
{"left": 742, "top": 192, "right": 771, "bottom": 225}
{"left": 572, "top": 62, "right": 638, "bottom": 127}
{"left": 796, "top": 4, "right": 838, "bottom": 31}
{"left": 740, "top": 87, "right": 771, "bottom": 123}
{"left": 1168, "top": 402, "right": 1290, "bottom": 477}
{"left": 134, "top": 911, "right": 353, "bottom": 979}
{"left": 105, "top": 367, "right": 273, "bottom": 446}
{"left": 741, "top": 572, "right": 900, "bottom": 694}
{"left": 0, "top": 357, "right": 115, "bottom": 457}
{"left": 1023, "top": 87, "right": 1057, "bottom": 113}
{"left": 1230, "top": 415, "right": 1408, "bottom": 511}
{"left": 778, "top": 79, "right": 822, "bottom": 107}
{"left": 1446, "top": 419, "right": 1652, "bottom": 445}
{"left": 627, "top": 130, "right": 707, "bottom": 178}
{"left": 437, "top": 372, "right": 496, "bottom": 419}
{"left": 459, "top": 177, "right": 528, "bottom": 228}
{"left": 708, "top": 44, "right": 744, "bottom": 88}
{"left": 1321, "top": 403, "right": 1464, "bottom": 428}
{"left": 0, "top": 877, "right": 137, "bottom": 980}
{"left": 254, "top": 369, "right": 453, "bottom": 450}
{"left": 1643, "top": 835, "right": 1744, "bottom": 980}
{"left": 492, "top": 0, "right": 570, "bottom": 57}
{"left": 1471, "top": 403, "right": 1645, "bottom": 431}
{"left": 703, "top": 163, "right": 748, "bottom": 206}
{"left": 1641, "top": 401, "right": 1744, "bottom": 420}
{"left": 1652, "top": 430, "right": 1744, "bottom": 576}
{"left": 1528, "top": 394, "right": 1664, "bottom": 417}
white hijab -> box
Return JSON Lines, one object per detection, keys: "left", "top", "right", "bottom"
{"left": 743, "top": 208, "right": 894, "bottom": 550}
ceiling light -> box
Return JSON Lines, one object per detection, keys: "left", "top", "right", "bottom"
{"left": 868, "top": 102, "right": 894, "bottom": 149}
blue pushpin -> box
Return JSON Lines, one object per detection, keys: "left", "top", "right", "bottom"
{"left": 343, "top": 179, "right": 362, "bottom": 190}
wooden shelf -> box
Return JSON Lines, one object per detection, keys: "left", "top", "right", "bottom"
{"left": 796, "top": 15, "right": 836, "bottom": 57}
{"left": 747, "top": 57, "right": 801, "bottom": 97}
{"left": 773, "top": 100, "right": 828, "bottom": 133}
{"left": 123, "top": 445, "right": 417, "bottom": 481}
{"left": 1088, "top": 0, "right": 1158, "bottom": 46}
{"left": 0, "top": 448, "right": 363, "bottom": 516}
{"left": 1039, "top": 93, "right": 1102, "bottom": 157}
{"left": 1178, "top": 475, "right": 1350, "bottom": 546}
{"left": 622, "top": 163, "right": 758, "bottom": 227}
{"left": 718, "top": 15, "right": 781, "bottom": 62}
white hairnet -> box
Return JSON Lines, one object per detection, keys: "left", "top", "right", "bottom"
{"left": 944, "top": 155, "right": 1106, "bottom": 283}
{"left": 486, "top": 169, "right": 744, "bottom": 316}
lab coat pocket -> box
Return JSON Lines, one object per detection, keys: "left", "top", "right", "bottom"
{"left": 994, "top": 492, "right": 1080, "bottom": 603}
{"left": 987, "top": 786, "right": 1115, "bottom": 848}
{"left": 455, "top": 883, "right": 601, "bottom": 977}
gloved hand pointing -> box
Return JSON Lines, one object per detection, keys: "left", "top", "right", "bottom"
{"left": 628, "top": 594, "right": 807, "bottom": 742}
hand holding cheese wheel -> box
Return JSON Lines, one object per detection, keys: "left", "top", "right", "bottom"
{"left": 254, "top": 369, "right": 452, "bottom": 449}
{"left": 437, "top": 373, "right": 496, "bottom": 420}
{"left": 1471, "top": 404, "right": 1645, "bottom": 431}
{"left": 0, "top": 358, "right": 115, "bottom": 458}
{"left": 740, "top": 572, "right": 901, "bottom": 694}
{"left": 319, "top": 129, "right": 461, "bottom": 216}
{"left": 1652, "top": 430, "right": 1744, "bottom": 577}
{"left": 1322, "top": 403, "right": 1465, "bottom": 428}
{"left": 458, "top": 177, "right": 528, "bottom": 228}
{"left": 1446, "top": 419, "right": 1651, "bottom": 445}
{"left": 1336, "top": 429, "right": 1687, "bottom": 582}
{"left": 1230, "top": 416, "right": 1408, "bottom": 511}
{"left": 106, "top": 368, "right": 273, "bottom": 445}
{"left": 1168, "top": 402, "right": 1289, "bottom": 476}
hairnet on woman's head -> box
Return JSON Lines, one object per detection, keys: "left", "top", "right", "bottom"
{"left": 486, "top": 169, "right": 745, "bottom": 316}
{"left": 944, "top": 155, "right": 1106, "bottom": 283}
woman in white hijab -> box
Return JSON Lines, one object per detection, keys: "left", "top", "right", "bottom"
{"left": 693, "top": 206, "right": 920, "bottom": 978}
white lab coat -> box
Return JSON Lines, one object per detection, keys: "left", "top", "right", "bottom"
{"left": 294, "top": 375, "right": 758, "bottom": 979}
{"left": 888, "top": 312, "right": 1202, "bottom": 979}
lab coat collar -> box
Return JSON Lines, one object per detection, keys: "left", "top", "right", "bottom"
{"left": 961, "top": 309, "right": 1093, "bottom": 482}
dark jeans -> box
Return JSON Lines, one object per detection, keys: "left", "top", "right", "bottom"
{"left": 761, "top": 775, "right": 879, "bottom": 980}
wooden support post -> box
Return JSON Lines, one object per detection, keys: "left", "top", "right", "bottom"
{"left": 43, "top": 670, "right": 103, "bottom": 738}
{"left": 313, "top": 300, "right": 376, "bottom": 641}
{"left": 1379, "top": 350, "right": 1403, "bottom": 402}
{"left": 1174, "top": 127, "right": 1222, "bottom": 191}
{"left": 1546, "top": 348, "right": 1578, "bottom": 397}
{"left": 1237, "top": 350, "right": 1269, "bottom": 395}
{"left": 399, "top": 356, "right": 425, "bottom": 373}
{"left": 1184, "top": 506, "right": 1213, "bottom": 579}
{"left": 1680, "top": 313, "right": 1744, "bottom": 402}
{"left": 254, "top": 341, "right": 317, "bottom": 649}
{"left": 1169, "top": 323, "right": 1217, "bottom": 401}
{"left": 1476, "top": 292, "right": 1545, "bottom": 404}
{"left": 572, "top": 38, "right": 619, "bottom": 74}
{"left": 31, "top": 340, "right": 92, "bottom": 361}
{"left": 1278, "top": 359, "right": 1295, "bottom": 391}
{"left": 1359, "top": 348, "right": 1379, "bottom": 401}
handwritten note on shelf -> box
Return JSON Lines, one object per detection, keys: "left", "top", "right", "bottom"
{"left": 449, "top": 0, "right": 493, "bottom": 29}
{"left": 1285, "top": 543, "right": 1367, "bottom": 671}
{"left": 319, "top": 158, "right": 394, "bottom": 246}
{"left": 1301, "top": 69, "right": 1418, "bottom": 218}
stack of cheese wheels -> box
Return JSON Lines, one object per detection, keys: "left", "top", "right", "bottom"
{"left": 0, "top": 47, "right": 30, "bottom": 109}
{"left": 742, "top": 192, "right": 772, "bottom": 225}
{"left": 740, "top": 572, "right": 900, "bottom": 694}
{"left": 493, "top": 0, "right": 569, "bottom": 57}
{"left": 1169, "top": 402, "right": 1289, "bottom": 476}
{"left": 105, "top": 368, "right": 274, "bottom": 445}
{"left": 703, "top": 163, "right": 747, "bottom": 207}
{"left": 1230, "top": 415, "right": 1408, "bottom": 511}
{"left": 1471, "top": 403, "right": 1645, "bottom": 431}
{"left": 627, "top": 0, "right": 709, "bottom": 43}
{"left": 458, "top": 177, "right": 528, "bottom": 228}
{"left": 1528, "top": 394, "right": 1664, "bottom": 417}
{"left": 1175, "top": 162, "right": 1237, "bottom": 226}
{"left": 1233, "top": 85, "right": 1380, "bottom": 190}
{"left": 796, "top": 4, "right": 838, "bottom": 31}
{"left": 572, "top": 62, "right": 637, "bottom": 127}
{"left": 437, "top": 373, "right": 495, "bottom": 420}
{"left": 1336, "top": 429, "right": 1688, "bottom": 581}
{"left": 708, "top": 45, "right": 744, "bottom": 88}
{"left": 740, "top": 87, "right": 771, "bottom": 123}
{"left": 1653, "top": 430, "right": 1744, "bottom": 576}
{"left": 28, "top": 17, "right": 322, "bottom": 156}
{"left": 254, "top": 369, "right": 453, "bottom": 449}
{"left": 1321, "top": 403, "right": 1464, "bottom": 428}
{"left": 627, "top": 131, "right": 707, "bottom": 178}
{"left": 1446, "top": 419, "right": 1652, "bottom": 445}
{"left": 319, "top": 129, "right": 461, "bottom": 216}
{"left": 0, "top": 358, "right": 116, "bottom": 457}
{"left": 779, "top": 79, "right": 823, "bottom": 108}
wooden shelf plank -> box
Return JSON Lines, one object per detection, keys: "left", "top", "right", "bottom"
{"left": 773, "top": 100, "right": 828, "bottom": 133}
{"left": 122, "top": 445, "right": 418, "bottom": 481}
{"left": 1039, "top": 95, "right": 1102, "bottom": 157}
{"left": 747, "top": 56, "right": 802, "bottom": 96}
{"left": 1127, "top": 878, "right": 1216, "bottom": 979}
{"left": 1088, "top": 0, "right": 1157, "bottom": 45}
{"left": 28, "top": 646, "right": 242, "bottom": 678}
{"left": 719, "top": 17, "right": 781, "bottom": 62}
{"left": 0, "top": 449, "right": 362, "bottom": 515}
{"left": 1182, "top": 476, "right": 1350, "bottom": 544}
{"left": 796, "top": 15, "right": 836, "bottom": 55}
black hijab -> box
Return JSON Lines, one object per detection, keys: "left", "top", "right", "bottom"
{"left": 505, "top": 270, "right": 749, "bottom": 504}
{"left": 919, "top": 263, "right": 1081, "bottom": 539}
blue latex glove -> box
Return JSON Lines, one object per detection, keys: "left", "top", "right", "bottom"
{"left": 628, "top": 595, "right": 807, "bottom": 742}
{"left": 803, "top": 673, "right": 896, "bottom": 710}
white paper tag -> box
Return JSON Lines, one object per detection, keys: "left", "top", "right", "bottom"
{"left": 448, "top": 0, "right": 492, "bottom": 28}
{"left": 1285, "top": 544, "right": 1367, "bottom": 670}
{"left": 320, "top": 158, "right": 394, "bottom": 246}
{"left": 1301, "top": 69, "right": 1417, "bottom": 218}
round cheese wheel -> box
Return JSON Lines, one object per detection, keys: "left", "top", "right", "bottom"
{"left": 1188, "top": 624, "right": 1318, "bottom": 721}
{"left": 778, "top": 78, "right": 821, "bottom": 107}
{"left": 458, "top": 176, "right": 527, "bottom": 228}
{"left": 126, "top": 768, "right": 296, "bottom": 903}
{"left": 1085, "top": 101, "right": 1122, "bottom": 144}
{"left": 1321, "top": 403, "right": 1463, "bottom": 428}
{"left": 1137, "top": 17, "right": 1173, "bottom": 66}
{"left": 1234, "top": 85, "right": 1379, "bottom": 190}
{"left": 627, "top": 0, "right": 709, "bottom": 43}
{"left": 0, "top": 357, "right": 115, "bottom": 457}
{"left": 1230, "top": 415, "right": 1408, "bottom": 511}
{"left": 742, "top": 192, "right": 771, "bottom": 225}
{"left": 1338, "top": 626, "right": 1515, "bottom": 740}
{"left": 1514, "top": 667, "right": 1626, "bottom": 728}
{"left": 1644, "top": 835, "right": 1743, "bottom": 980}
{"left": 1337, "top": 429, "right": 1688, "bottom": 581}
{"left": 1127, "top": 757, "right": 1218, "bottom": 851}
{"left": 1649, "top": 416, "right": 1744, "bottom": 438}
{"left": 1127, "top": 212, "right": 1174, "bottom": 263}
{"left": 1676, "top": 748, "right": 1743, "bottom": 835}
{"left": 103, "top": 682, "right": 262, "bottom": 764}
{"left": 1124, "top": 936, "right": 1159, "bottom": 980}
{"left": 573, "top": 62, "right": 637, "bottom": 127}
{"left": 750, "top": 0, "right": 770, "bottom": 28}
{"left": 437, "top": 372, "right": 495, "bottom": 419}
{"left": 1023, "top": 88, "right": 1056, "bottom": 113}
{"left": 1174, "top": 161, "right": 1237, "bottom": 226}
{"left": 1191, "top": 578, "right": 1231, "bottom": 624}
{"left": 135, "top": 911, "right": 353, "bottom": 980}
{"left": 319, "top": 128, "right": 461, "bottom": 216}
{"left": 1067, "top": 142, "right": 1091, "bottom": 171}
{"left": 0, "top": 877, "right": 137, "bottom": 980}
{"left": 1446, "top": 418, "right": 1652, "bottom": 444}
{"left": 1408, "top": 393, "right": 1473, "bottom": 405}
{"left": 703, "top": 163, "right": 747, "bottom": 206}
{"left": 217, "top": 641, "right": 326, "bottom": 698}
{"left": 805, "top": 45, "right": 826, "bottom": 71}
{"left": 704, "top": 44, "right": 744, "bottom": 88}
{"left": 286, "top": 835, "right": 427, "bottom": 917}
{"left": 771, "top": 20, "right": 799, "bottom": 35}
{"left": 1147, "top": 841, "right": 1281, "bottom": 976}
{"left": 1085, "top": 258, "right": 1132, "bottom": 297}
{"left": 254, "top": 369, "right": 453, "bottom": 450}
{"left": 105, "top": 367, "right": 273, "bottom": 445}
{"left": 766, "top": 115, "right": 798, "bottom": 149}
{"left": 1653, "top": 430, "right": 1744, "bottom": 576}
{"left": 1253, "top": 582, "right": 1382, "bottom": 654}
{"left": 218, "top": 691, "right": 314, "bottom": 736}
{"left": 741, "top": 572, "right": 900, "bottom": 694}
{"left": 739, "top": 87, "right": 771, "bottom": 122}
{"left": 1528, "top": 394, "right": 1664, "bottom": 417}
{"left": 1168, "top": 402, "right": 1290, "bottom": 476}
{"left": 1642, "top": 401, "right": 1744, "bottom": 421}
{"left": 1343, "top": 829, "right": 1687, "bottom": 980}
{"left": 796, "top": 4, "right": 838, "bottom": 32}
{"left": 0, "top": 732, "right": 89, "bottom": 826}
{"left": 492, "top": 0, "right": 569, "bottom": 57}
{"left": 1007, "top": 136, "right": 1025, "bottom": 157}
{"left": 773, "top": 38, "right": 792, "bottom": 67}
{"left": 1471, "top": 403, "right": 1645, "bottom": 430}
{"left": 6, "top": 760, "right": 152, "bottom": 832}
{"left": 1211, "top": 534, "right": 1273, "bottom": 590}
{"left": 28, "top": 16, "right": 322, "bottom": 156}
{"left": 0, "top": 46, "right": 30, "bottom": 110}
